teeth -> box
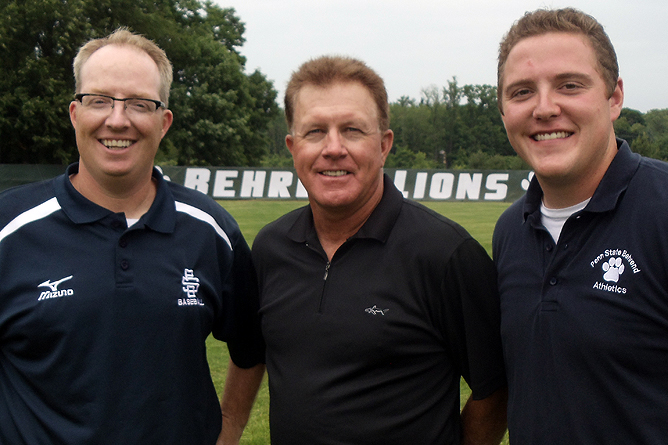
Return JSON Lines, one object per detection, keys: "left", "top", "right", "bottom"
{"left": 101, "top": 139, "right": 132, "bottom": 148}
{"left": 321, "top": 170, "right": 348, "bottom": 177}
{"left": 534, "top": 132, "right": 570, "bottom": 141}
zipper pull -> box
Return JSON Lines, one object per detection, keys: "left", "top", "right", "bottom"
{"left": 324, "top": 262, "right": 331, "bottom": 280}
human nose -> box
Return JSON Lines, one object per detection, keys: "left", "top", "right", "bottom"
{"left": 532, "top": 89, "right": 560, "bottom": 120}
{"left": 321, "top": 130, "right": 347, "bottom": 158}
{"left": 105, "top": 100, "right": 131, "bottom": 127}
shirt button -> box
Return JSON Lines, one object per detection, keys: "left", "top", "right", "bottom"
{"left": 119, "top": 238, "right": 128, "bottom": 248}
{"left": 120, "top": 260, "right": 130, "bottom": 270}
{"left": 549, "top": 277, "right": 558, "bottom": 285}
{"left": 546, "top": 244, "right": 554, "bottom": 252}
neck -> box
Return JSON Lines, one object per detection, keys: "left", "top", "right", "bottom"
{"left": 70, "top": 169, "right": 157, "bottom": 219}
{"left": 541, "top": 181, "right": 596, "bottom": 209}
{"left": 311, "top": 183, "right": 384, "bottom": 261}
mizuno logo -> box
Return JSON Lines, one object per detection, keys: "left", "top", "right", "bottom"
{"left": 39, "top": 276, "right": 73, "bottom": 291}
{"left": 37, "top": 275, "right": 74, "bottom": 301}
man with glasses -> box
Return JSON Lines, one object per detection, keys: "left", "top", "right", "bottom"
{"left": 0, "top": 29, "right": 265, "bottom": 444}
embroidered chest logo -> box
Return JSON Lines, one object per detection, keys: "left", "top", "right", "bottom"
{"left": 179, "top": 269, "right": 205, "bottom": 306}
{"left": 365, "top": 305, "right": 389, "bottom": 316}
{"left": 37, "top": 275, "right": 74, "bottom": 301}
{"left": 590, "top": 249, "right": 641, "bottom": 295}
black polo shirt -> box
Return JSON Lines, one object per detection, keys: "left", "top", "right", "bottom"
{"left": 253, "top": 174, "right": 506, "bottom": 445}
{"left": 494, "top": 140, "right": 668, "bottom": 444}
{"left": 0, "top": 164, "right": 264, "bottom": 444}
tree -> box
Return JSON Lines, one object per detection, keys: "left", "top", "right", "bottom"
{"left": 0, "top": 0, "right": 278, "bottom": 166}
{"left": 390, "top": 79, "right": 516, "bottom": 169}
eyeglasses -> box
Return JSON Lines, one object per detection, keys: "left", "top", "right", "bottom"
{"left": 74, "top": 94, "right": 166, "bottom": 115}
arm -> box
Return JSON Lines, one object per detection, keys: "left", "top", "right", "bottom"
{"left": 460, "top": 386, "right": 508, "bottom": 445}
{"left": 216, "top": 360, "right": 266, "bottom": 445}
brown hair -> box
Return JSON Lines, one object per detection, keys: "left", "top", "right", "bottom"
{"left": 497, "top": 7, "right": 618, "bottom": 113}
{"left": 73, "top": 28, "right": 173, "bottom": 106}
{"left": 284, "top": 56, "right": 390, "bottom": 132}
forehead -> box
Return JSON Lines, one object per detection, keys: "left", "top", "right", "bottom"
{"left": 80, "top": 44, "right": 161, "bottom": 93}
{"left": 504, "top": 32, "right": 600, "bottom": 80}
{"left": 293, "top": 81, "right": 378, "bottom": 123}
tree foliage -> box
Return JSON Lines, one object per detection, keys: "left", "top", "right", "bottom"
{"left": 614, "top": 108, "right": 668, "bottom": 161}
{"left": 0, "top": 0, "right": 278, "bottom": 166}
{"left": 388, "top": 78, "right": 520, "bottom": 169}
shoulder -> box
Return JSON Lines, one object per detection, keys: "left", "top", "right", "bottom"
{"left": 0, "top": 177, "right": 59, "bottom": 226}
{"left": 256, "top": 205, "right": 308, "bottom": 239}
{"left": 252, "top": 205, "right": 310, "bottom": 262}
{"left": 391, "top": 199, "right": 493, "bottom": 267}
{"left": 637, "top": 155, "right": 668, "bottom": 177}
{"left": 166, "top": 181, "right": 239, "bottom": 226}
{"left": 495, "top": 195, "right": 526, "bottom": 231}
{"left": 398, "top": 199, "right": 472, "bottom": 244}
{"left": 626, "top": 156, "right": 668, "bottom": 202}
{"left": 492, "top": 195, "right": 527, "bottom": 259}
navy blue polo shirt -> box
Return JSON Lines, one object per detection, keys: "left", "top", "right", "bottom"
{"left": 253, "top": 174, "right": 506, "bottom": 445}
{"left": 493, "top": 140, "right": 668, "bottom": 444}
{"left": 0, "top": 164, "right": 264, "bottom": 444}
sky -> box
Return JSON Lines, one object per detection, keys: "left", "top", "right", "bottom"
{"left": 212, "top": 0, "right": 668, "bottom": 113}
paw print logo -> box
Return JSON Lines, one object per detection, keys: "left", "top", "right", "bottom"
{"left": 602, "top": 257, "right": 625, "bottom": 283}
{"left": 521, "top": 172, "right": 535, "bottom": 191}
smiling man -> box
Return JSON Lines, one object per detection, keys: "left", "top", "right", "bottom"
{"left": 0, "top": 29, "right": 265, "bottom": 444}
{"left": 252, "top": 56, "right": 508, "bottom": 445}
{"left": 493, "top": 8, "right": 668, "bottom": 444}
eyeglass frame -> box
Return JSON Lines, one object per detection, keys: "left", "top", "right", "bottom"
{"left": 74, "top": 93, "right": 166, "bottom": 113}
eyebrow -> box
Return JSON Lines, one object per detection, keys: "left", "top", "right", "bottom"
{"left": 504, "top": 72, "right": 595, "bottom": 95}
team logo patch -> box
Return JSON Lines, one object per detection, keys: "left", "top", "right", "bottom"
{"left": 37, "top": 275, "right": 74, "bottom": 301}
{"left": 590, "top": 249, "right": 641, "bottom": 295}
{"left": 178, "top": 269, "right": 204, "bottom": 306}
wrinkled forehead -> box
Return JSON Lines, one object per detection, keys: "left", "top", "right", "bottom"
{"left": 294, "top": 81, "right": 380, "bottom": 124}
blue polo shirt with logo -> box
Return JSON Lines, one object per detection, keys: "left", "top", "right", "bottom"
{"left": 0, "top": 164, "right": 264, "bottom": 444}
{"left": 493, "top": 139, "right": 668, "bottom": 444}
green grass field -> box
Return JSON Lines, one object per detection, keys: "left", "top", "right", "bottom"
{"left": 208, "top": 199, "right": 511, "bottom": 444}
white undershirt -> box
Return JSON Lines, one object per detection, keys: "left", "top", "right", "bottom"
{"left": 540, "top": 198, "right": 590, "bottom": 243}
{"left": 126, "top": 218, "right": 139, "bottom": 227}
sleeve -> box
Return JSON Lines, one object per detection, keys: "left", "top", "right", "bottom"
{"left": 219, "top": 223, "right": 266, "bottom": 369}
{"left": 443, "top": 238, "right": 506, "bottom": 400}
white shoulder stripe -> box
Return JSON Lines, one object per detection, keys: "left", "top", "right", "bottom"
{"left": 0, "top": 197, "right": 61, "bottom": 244}
{"left": 175, "top": 201, "right": 233, "bottom": 251}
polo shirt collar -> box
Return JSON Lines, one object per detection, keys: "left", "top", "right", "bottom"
{"left": 586, "top": 139, "right": 639, "bottom": 213}
{"left": 523, "top": 138, "right": 638, "bottom": 222}
{"left": 55, "top": 163, "right": 176, "bottom": 233}
{"left": 288, "top": 173, "right": 403, "bottom": 244}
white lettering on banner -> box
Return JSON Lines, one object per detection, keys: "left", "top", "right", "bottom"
{"left": 240, "top": 170, "right": 266, "bottom": 198}
{"left": 296, "top": 179, "right": 308, "bottom": 198}
{"left": 394, "top": 170, "right": 409, "bottom": 198}
{"left": 184, "top": 168, "right": 211, "bottom": 194}
{"left": 180, "top": 168, "right": 512, "bottom": 201}
{"left": 430, "top": 173, "right": 455, "bottom": 199}
{"left": 484, "top": 173, "right": 509, "bottom": 200}
{"left": 268, "top": 171, "right": 294, "bottom": 198}
{"left": 414, "top": 172, "right": 428, "bottom": 199}
{"left": 213, "top": 170, "right": 238, "bottom": 198}
{"left": 456, "top": 173, "right": 483, "bottom": 200}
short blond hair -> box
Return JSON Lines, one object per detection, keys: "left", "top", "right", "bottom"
{"left": 73, "top": 28, "right": 173, "bottom": 106}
